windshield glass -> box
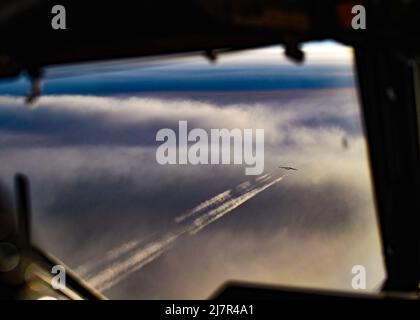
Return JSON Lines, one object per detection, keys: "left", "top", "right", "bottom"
{"left": 0, "top": 41, "right": 385, "bottom": 299}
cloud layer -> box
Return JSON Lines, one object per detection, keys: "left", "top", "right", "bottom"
{"left": 0, "top": 88, "right": 384, "bottom": 299}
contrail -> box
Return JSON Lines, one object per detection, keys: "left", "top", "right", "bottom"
{"left": 82, "top": 174, "right": 285, "bottom": 291}
{"left": 88, "top": 232, "right": 180, "bottom": 291}
{"left": 174, "top": 190, "right": 232, "bottom": 223}
{"left": 188, "top": 175, "right": 284, "bottom": 235}
{"left": 75, "top": 237, "right": 145, "bottom": 278}
{"left": 174, "top": 174, "right": 270, "bottom": 223}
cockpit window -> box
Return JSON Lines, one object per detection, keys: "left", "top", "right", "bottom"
{"left": 0, "top": 41, "right": 385, "bottom": 299}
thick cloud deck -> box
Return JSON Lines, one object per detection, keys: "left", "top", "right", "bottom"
{"left": 0, "top": 88, "right": 384, "bottom": 299}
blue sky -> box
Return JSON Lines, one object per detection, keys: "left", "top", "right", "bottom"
{"left": 0, "top": 41, "right": 354, "bottom": 95}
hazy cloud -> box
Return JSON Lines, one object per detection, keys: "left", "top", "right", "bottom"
{"left": 0, "top": 89, "right": 384, "bottom": 298}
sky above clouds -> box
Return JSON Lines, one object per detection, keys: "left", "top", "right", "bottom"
{"left": 0, "top": 41, "right": 385, "bottom": 299}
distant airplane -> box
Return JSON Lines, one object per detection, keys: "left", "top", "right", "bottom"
{"left": 278, "top": 166, "right": 298, "bottom": 171}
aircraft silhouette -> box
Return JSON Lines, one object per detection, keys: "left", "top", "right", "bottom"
{"left": 278, "top": 166, "right": 298, "bottom": 171}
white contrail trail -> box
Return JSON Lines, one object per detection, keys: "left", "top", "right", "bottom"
{"left": 80, "top": 176, "right": 272, "bottom": 278}
{"left": 188, "top": 175, "right": 284, "bottom": 235}
{"left": 174, "top": 190, "right": 232, "bottom": 223}
{"left": 79, "top": 180, "right": 255, "bottom": 277}
{"left": 88, "top": 232, "right": 180, "bottom": 291}
{"left": 84, "top": 174, "right": 285, "bottom": 291}
{"left": 174, "top": 174, "right": 271, "bottom": 223}
{"left": 75, "top": 238, "right": 145, "bottom": 278}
